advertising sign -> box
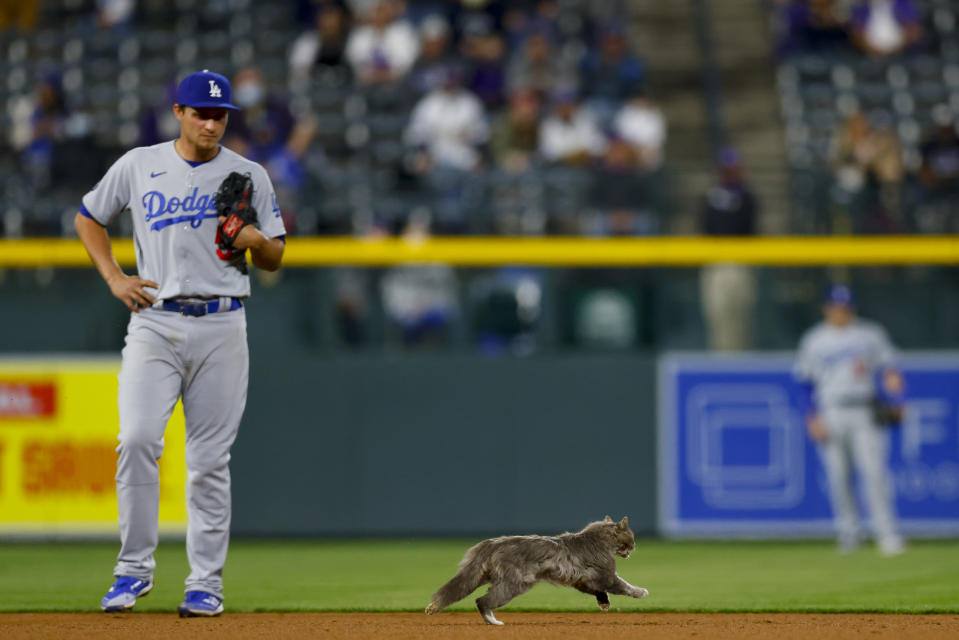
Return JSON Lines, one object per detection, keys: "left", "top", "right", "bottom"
{"left": 658, "top": 353, "right": 959, "bottom": 537}
{"left": 0, "top": 359, "right": 186, "bottom": 536}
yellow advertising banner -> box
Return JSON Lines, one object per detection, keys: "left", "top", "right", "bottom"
{"left": 0, "top": 358, "right": 186, "bottom": 535}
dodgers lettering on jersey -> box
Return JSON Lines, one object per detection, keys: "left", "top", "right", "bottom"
{"left": 794, "top": 319, "right": 896, "bottom": 408}
{"left": 81, "top": 141, "right": 286, "bottom": 301}
{"left": 142, "top": 188, "right": 218, "bottom": 230}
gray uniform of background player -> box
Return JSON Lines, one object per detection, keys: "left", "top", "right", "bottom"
{"left": 81, "top": 140, "right": 286, "bottom": 598}
{"left": 794, "top": 319, "right": 902, "bottom": 550}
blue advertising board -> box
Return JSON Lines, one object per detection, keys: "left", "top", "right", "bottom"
{"left": 658, "top": 353, "right": 959, "bottom": 538}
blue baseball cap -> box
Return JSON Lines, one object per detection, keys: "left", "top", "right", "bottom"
{"left": 175, "top": 70, "right": 240, "bottom": 111}
{"left": 824, "top": 283, "right": 855, "bottom": 306}
{"left": 718, "top": 146, "right": 743, "bottom": 168}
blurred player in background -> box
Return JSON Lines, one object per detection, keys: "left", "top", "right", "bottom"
{"left": 794, "top": 284, "right": 906, "bottom": 555}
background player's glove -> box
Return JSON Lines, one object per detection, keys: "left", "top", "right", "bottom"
{"left": 215, "top": 171, "right": 258, "bottom": 250}
{"left": 872, "top": 397, "right": 904, "bottom": 427}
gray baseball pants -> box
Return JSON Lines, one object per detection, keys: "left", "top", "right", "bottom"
{"left": 112, "top": 307, "right": 248, "bottom": 599}
{"left": 818, "top": 404, "right": 900, "bottom": 548}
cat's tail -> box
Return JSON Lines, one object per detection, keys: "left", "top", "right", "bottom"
{"left": 425, "top": 542, "right": 490, "bottom": 614}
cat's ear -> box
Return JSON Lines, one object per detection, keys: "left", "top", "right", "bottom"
{"left": 604, "top": 515, "right": 613, "bottom": 523}
{"left": 618, "top": 516, "right": 629, "bottom": 529}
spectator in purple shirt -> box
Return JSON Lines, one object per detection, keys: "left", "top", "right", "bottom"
{"left": 849, "top": 0, "right": 921, "bottom": 58}
{"left": 459, "top": 12, "right": 508, "bottom": 109}
{"left": 408, "top": 14, "right": 459, "bottom": 95}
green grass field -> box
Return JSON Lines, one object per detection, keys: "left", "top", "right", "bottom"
{"left": 1, "top": 539, "right": 957, "bottom": 613}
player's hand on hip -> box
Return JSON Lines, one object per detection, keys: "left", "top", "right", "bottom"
{"left": 107, "top": 273, "right": 158, "bottom": 312}
{"left": 806, "top": 414, "right": 828, "bottom": 443}
{"left": 217, "top": 215, "right": 266, "bottom": 251}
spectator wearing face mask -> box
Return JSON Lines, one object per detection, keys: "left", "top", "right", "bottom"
{"left": 225, "top": 67, "right": 295, "bottom": 163}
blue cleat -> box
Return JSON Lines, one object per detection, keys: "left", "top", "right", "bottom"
{"left": 100, "top": 576, "right": 153, "bottom": 612}
{"left": 178, "top": 591, "right": 224, "bottom": 617}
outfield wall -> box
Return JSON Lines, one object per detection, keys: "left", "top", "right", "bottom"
{"left": 230, "top": 352, "right": 659, "bottom": 536}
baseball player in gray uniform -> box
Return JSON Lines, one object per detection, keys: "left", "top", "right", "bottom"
{"left": 75, "top": 70, "right": 286, "bottom": 616}
{"left": 794, "top": 284, "right": 905, "bottom": 556}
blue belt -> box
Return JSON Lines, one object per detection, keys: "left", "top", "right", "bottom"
{"left": 160, "top": 297, "right": 243, "bottom": 317}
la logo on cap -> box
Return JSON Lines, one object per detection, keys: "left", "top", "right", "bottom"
{"left": 176, "top": 69, "right": 240, "bottom": 110}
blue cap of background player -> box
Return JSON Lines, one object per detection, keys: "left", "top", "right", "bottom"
{"left": 175, "top": 70, "right": 240, "bottom": 111}
{"left": 824, "top": 283, "right": 855, "bottom": 306}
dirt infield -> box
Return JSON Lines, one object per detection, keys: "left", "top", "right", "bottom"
{"left": 2, "top": 612, "right": 957, "bottom": 639}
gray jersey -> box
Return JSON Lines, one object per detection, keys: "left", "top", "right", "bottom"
{"left": 81, "top": 141, "right": 286, "bottom": 300}
{"left": 794, "top": 319, "right": 897, "bottom": 408}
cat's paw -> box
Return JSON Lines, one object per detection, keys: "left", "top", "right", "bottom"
{"left": 425, "top": 602, "right": 440, "bottom": 615}
{"left": 480, "top": 609, "right": 505, "bottom": 626}
{"left": 598, "top": 601, "right": 610, "bottom": 611}
{"left": 631, "top": 587, "right": 649, "bottom": 599}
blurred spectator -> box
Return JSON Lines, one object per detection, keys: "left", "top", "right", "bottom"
{"left": 584, "top": 138, "right": 659, "bottom": 236}
{"left": 778, "top": 0, "right": 850, "bottom": 56}
{"left": 471, "top": 267, "right": 543, "bottom": 356}
{"left": 381, "top": 262, "right": 459, "bottom": 347}
{"left": 488, "top": 88, "right": 545, "bottom": 235}
{"left": 612, "top": 88, "right": 666, "bottom": 171}
{"left": 832, "top": 111, "right": 904, "bottom": 232}
{"left": 459, "top": 14, "right": 509, "bottom": 109}
{"left": 538, "top": 87, "right": 606, "bottom": 166}
{"left": 915, "top": 106, "right": 959, "bottom": 233}
{"left": 404, "top": 65, "right": 489, "bottom": 232}
{"left": 345, "top": 0, "right": 420, "bottom": 86}
{"left": 849, "top": 0, "right": 921, "bottom": 58}
{"left": 580, "top": 25, "right": 645, "bottom": 123}
{"left": 490, "top": 88, "right": 541, "bottom": 173}
{"left": 138, "top": 83, "right": 180, "bottom": 147}
{"left": 95, "top": 0, "right": 134, "bottom": 32}
{"left": 506, "top": 30, "right": 569, "bottom": 96}
{"left": 334, "top": 267, "right": 371, "bottom": 347}
{"left": 289, "top": 1, "right": 353, "bottom": 81}
{"left": 261, "top": 116, "right": 319, "bottom": 235}
{"left": 501, "top": 0, "right": 560, "bottom": 49}
{"left": 405, "top": 66, "right": 489, "bottom": 171}
{"left": 699, "top": 148, "right": 759, "bottom": 351}
{"left": 380, "top": 215, "right": 459, "bottom": 348}
{"left": 226, "top": 67, "right": 295, "bottom": 163}
{"left": 11, "top": 74, "right": 68, "bottom": 189}
{"left": 0, "top": 0, "right": 38, "bottom": 31}
{"left": 408, "top": 14, "right": 459, "bottom": 94}
{"left": 9, "top": 72, "right": 95, "bottom": 233}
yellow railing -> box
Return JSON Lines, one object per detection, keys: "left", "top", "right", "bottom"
{"left": 2, "top": 236, "right": 959, "bottom": 267}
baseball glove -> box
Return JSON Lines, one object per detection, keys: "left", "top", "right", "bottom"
{"left": 215, "top": 171, "right": 258, "bottom": 250}
{"left": 872, "top": 398, "right": 904, "bottom": 427}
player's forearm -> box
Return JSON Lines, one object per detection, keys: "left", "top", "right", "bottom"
{"left": 75, "top": 212, "right": 126, "bottom": 286}
{"left": 250, "top": 236, "right": 285, "bottom": 272}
